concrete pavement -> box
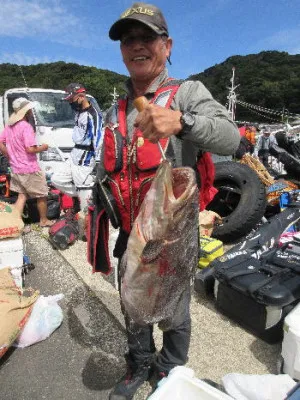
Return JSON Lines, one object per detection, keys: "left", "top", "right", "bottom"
{"left": 1, "top": 226, "right": 282, "bottom": 399}
{"left": 51, "top": 225, "right": 282, "bottom": 398}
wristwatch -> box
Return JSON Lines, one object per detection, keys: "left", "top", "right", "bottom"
{"left": 179, "top": 112, "right": 195, "bottom": 136}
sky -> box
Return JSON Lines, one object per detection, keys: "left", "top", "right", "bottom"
{"left": 0, "top": 0, "right": 299, "bottom": 81}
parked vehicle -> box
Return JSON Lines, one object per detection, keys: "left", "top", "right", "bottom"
{"left": 0, "top": 88, "right": 101, "bottom": 180}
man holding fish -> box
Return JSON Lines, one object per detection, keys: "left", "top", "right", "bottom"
{"left": 99, "top": 3, "right": 240, "bottom": 399}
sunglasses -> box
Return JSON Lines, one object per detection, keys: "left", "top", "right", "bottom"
{"left": 121, "top": 33, "right": 165, "bottom": 46}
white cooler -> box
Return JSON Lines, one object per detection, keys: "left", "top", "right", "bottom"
{"left": 0, "top": 237, "right": 24, "bottom": 287}
{"left": 148, "top": 367, "right": 234, "bottom": 400}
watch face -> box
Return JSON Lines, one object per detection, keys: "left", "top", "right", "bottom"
{"left": 184, "top": 113, "right": 195, "bottom": 126}
{"left": 181, "top": 112, "right": 195, "bottom": 129}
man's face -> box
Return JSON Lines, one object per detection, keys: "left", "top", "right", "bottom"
{"left": 68, "top": 94, "right": 82, "bottom": 105}
{"left": 120, "top": 24, "right": 172, "bottom": 82}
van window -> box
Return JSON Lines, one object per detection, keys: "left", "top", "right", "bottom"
{"left": 6, "top": 92, "right": 74, "bottom": 128}
{"left": 30, "top": 92, "right": 75, "bottom": 128}
{"left": 6, "top": 92, "right": 101, "bottom": 129}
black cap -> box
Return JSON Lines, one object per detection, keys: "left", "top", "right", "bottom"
{"left": 63, "top": 83, "right": 86, "bottom": 101}
{"left": 109, "top": 2, "right": 169, "bottom": 41}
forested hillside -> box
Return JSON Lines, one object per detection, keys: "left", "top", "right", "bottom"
{"left": 189, "top": 51, "right": 300, "bottom": 122}
{"left": 0, "top": 62, "right": 128, "bottom": 110}
{"left": 1, "top": 51, "right": 300, "bottom": 121}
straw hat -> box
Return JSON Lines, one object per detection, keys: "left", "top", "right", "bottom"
{"left": 8, "top": 97, "right": 35, "bottom": 126}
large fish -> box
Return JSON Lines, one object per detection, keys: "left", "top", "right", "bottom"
{"left": 121, "top": 159, "right": 199, "bottom": 325}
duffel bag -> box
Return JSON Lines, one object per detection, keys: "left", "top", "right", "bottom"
{"left": 48, "top": 212, "right": 79, "bottom": 250}
{"left": 22, "top": 193, "right": 61, "bottom": 224}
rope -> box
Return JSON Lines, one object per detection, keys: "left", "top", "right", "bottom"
{"left": 240, "top": 154, "right": 275, "bottom": 186}
{"left": 238, "top": 103, "right": 283, "bottom": 123}
{"left": 236, "top": 99, "right": 300, "bottom": 119}
{"left": 240, "top": 154, "right": 299, "bottom": 205}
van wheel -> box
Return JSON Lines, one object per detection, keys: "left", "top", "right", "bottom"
{"left": 207, "top": 162, "right": 267, "bottom": 243}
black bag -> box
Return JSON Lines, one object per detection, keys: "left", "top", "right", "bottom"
{"left": 22, "top": 193, "right": 61, "bottom": 224}
{"left": 48, "top": 212, "right": 79, "bottom": 250}
{"left": 95, "top": 177, "right": 121, "bottom": 229}
{"left": 197, "top": 203, "right": 300, "bottom": 297}
{"left": 214, "top": 248, "right": 300, "bottom": 343}
{"left": 269, "top": 144, "right": 300, "bottom": 176}
{"left": 194, "top": 267, "right": 215, "bottom": 296}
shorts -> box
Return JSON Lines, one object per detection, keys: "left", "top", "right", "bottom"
{"left": 10, "top": 171, "right": 48, "bottom": 198}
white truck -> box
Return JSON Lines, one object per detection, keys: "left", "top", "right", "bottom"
{"left": 0, "top": 87, "right": 101, "bottom": 180}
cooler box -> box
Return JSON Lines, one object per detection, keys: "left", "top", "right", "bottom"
{"left": 148, "top": 366, "right": 233, "bottom": 400}
{"left": 199, "top": 236, "right": 224, "bottom": 269}
{"left": 213, "top": 249, "right": 300, "bottom": 344}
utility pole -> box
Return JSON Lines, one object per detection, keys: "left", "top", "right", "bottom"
{"left": 110, "top": 87, "right": 119, "bottom": 106}
{"left": 227, "top": 67, "right": 239, "bottom": 121}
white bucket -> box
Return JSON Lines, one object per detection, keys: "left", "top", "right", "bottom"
{"left": 282, "top": 303, "right": 300, "bottom": 380}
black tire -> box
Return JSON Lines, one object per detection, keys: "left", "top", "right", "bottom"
{"left": 207, "top": 161, "right": 267, "bottom": 243}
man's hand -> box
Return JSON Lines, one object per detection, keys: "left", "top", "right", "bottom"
{"left": 134, "top": 104, "right": 182, "bottom": 143}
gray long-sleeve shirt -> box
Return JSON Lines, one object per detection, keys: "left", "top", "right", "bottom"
{"left": 102, "top": 67, "right": 240, "bottom": 171}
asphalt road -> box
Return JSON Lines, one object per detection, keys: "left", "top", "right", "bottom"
{"left": 0, "top": 231, "right": 128, "bottom": 400}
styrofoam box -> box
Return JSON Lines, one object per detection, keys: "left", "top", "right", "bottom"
{"left": 0, "top": 237, "right": 23, "bottom": 269}
{"left": 148, "top": 367, "right": 234, "bottom": 400}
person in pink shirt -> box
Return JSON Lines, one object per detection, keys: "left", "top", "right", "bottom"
{"left": 0, "top": 97, "right": 54, "bottom": 227}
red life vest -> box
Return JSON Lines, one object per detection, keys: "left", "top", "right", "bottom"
{"left": 103, "top": 79, "right": 216, "bottom": 234}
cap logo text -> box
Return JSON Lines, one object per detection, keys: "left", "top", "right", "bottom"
{"left": 121, "top": 7, "right": 154, "bottom": 18}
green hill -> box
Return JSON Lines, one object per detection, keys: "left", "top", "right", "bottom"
{"left": 1, "top": 51, "right": 300, "bottom": 121}
{"left": 0, "top": 61, "right": 128, "bottom": 110}
{"left": 189, "top": 51, "right": 300, "bottom": 123}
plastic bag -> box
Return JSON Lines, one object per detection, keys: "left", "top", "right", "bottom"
{"left": 222, "top": 373, "right": 296, "bottom": 400}
{"left": 14, "top": 294, "right": 64, "bottom": 348}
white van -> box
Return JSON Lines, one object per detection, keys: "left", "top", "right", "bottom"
{"left": 0, "top": 88, "right": 101, "bottom": 180}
